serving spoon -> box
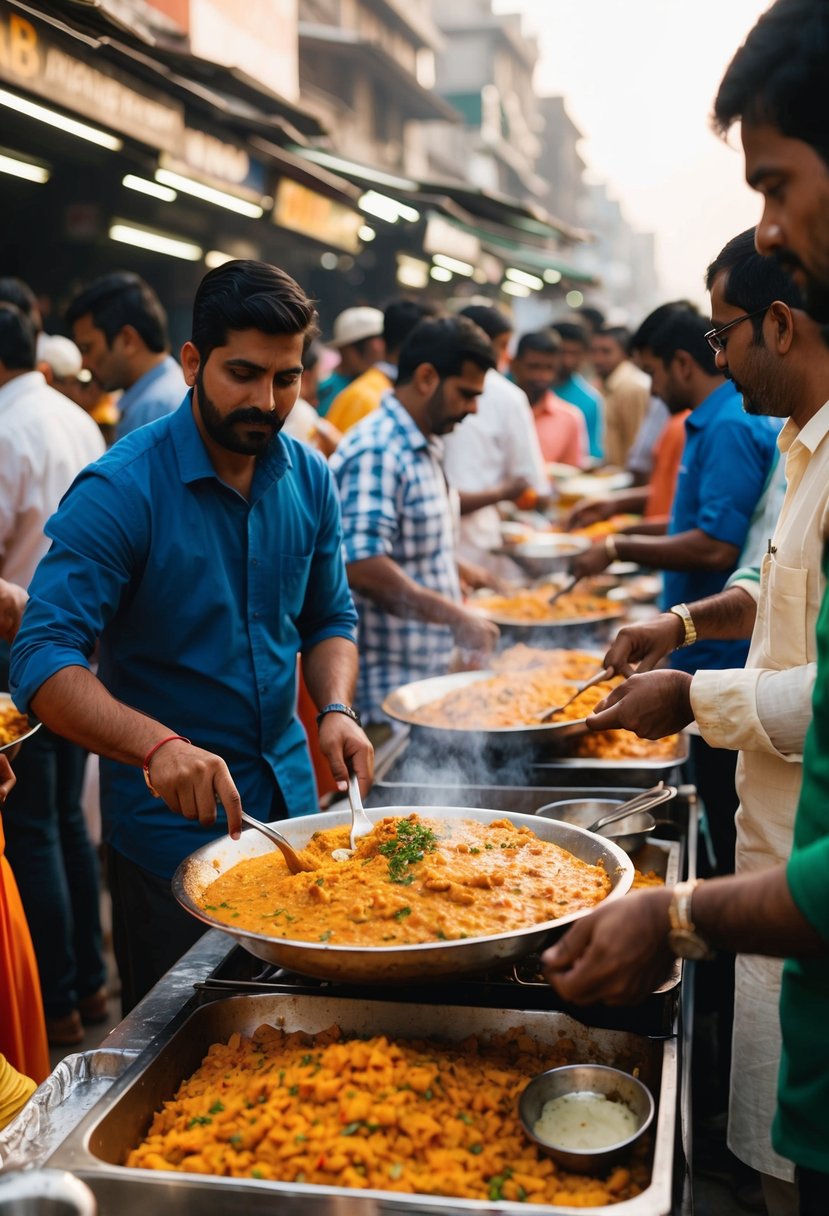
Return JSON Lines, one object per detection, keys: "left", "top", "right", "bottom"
{"left": 546, "top": 573, "right": 581, "bottom": 607}
{"left": 535, "top": 666, "right": 612, "bottom": 723}
{"left": 238, "top": 810, "right": 318, "bottom": 874}
{"left": 331, "top": 772, "right": 374, "bottom": 862}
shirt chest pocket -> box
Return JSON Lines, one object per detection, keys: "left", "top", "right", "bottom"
{"left": 279, "top": 552, "right": 312, "bottom": 622}
{"left": 760, "top": 555, "right": 809, "bottom": 669}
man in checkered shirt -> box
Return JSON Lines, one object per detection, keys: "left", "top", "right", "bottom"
{"left": 330, "top": 315, "right": 500, "bottom": 731}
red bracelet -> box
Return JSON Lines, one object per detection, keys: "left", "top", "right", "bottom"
{"left": 142, "top": 734, "right": 191, "bottom": 797}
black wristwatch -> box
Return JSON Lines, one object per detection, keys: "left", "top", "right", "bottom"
{"left": 316, "top": 702, "right": 362, "bottom": 728}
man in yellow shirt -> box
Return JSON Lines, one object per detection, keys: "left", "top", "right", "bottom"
{"left": 328, "top": 299, "right": 434, "bottom": 434}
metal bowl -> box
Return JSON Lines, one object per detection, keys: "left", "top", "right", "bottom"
{"left": 0, "top": 1169, "right": 97, "bottom": 1215}
{"left": 519, "top": 1063, "right": 655, "bottom": 1173}
{"left": 535, "top": 797, "right": 656, "bottom": 855}
{"left": 490, "top": 532, "right": 590, "bottom": 578}
{"left": 0, "top": 691, "right": 41, "bottom": 754}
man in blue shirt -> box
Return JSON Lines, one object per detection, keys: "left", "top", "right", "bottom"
{"left": 551, "top": 320, "right": 605, "bottom": 461}
{"left": 11, "top": 260, "right": 372, "bottom": 1010}
{"left": 67, "top": 272, "right": 185, "bottom": 442}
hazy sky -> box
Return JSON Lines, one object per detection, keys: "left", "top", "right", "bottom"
{"left": 491, "top": 0, "right": 771, "bottom": 307}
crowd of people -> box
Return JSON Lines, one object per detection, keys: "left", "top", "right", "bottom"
{"left": 0, "top": 1, "right": 827, "bottom": 1214}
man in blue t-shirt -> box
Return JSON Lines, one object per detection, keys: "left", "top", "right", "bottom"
{"left": 551, "top": 320, "right": 605, "bottom": 461}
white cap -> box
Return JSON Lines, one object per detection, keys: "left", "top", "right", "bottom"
{"left": 36, "top": 333, "right": 83, "bottom": 379}
{"left": 330, "top": 306, "right": 384, "bottom": 348}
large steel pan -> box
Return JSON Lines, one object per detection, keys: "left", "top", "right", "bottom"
{"left": 382, "top": 669, "right": 591, "bottom": 749}
{"left": 173, "top": 804, "right": 633, "bottom": 984}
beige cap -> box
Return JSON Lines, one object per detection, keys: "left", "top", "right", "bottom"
{"left": 36, "top": 332, "right": 83, "bottom": 379}
{"left": 330, "top": 306, "right": 384, "bottom": 348}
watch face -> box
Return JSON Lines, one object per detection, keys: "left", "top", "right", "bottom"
{"left": 668, "top": 928, "right": 711, "bottom": 961}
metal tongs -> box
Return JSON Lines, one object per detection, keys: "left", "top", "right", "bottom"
{"left": 587, "top": 782, "right": 676, "bottom": 833}
{"left": 536, "top": 666, "right": 613, "bottom": 723}
{"left": 331, "top": 771, "right": 374, "bottom": 862}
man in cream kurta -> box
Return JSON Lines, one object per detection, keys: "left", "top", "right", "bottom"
{"left": 582, "top": 232, "right": 829, "bottom": 1213}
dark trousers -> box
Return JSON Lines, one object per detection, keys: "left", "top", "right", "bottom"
{"left": 107, "top": 845, "right": 207, "bottom": 1015}
{"left": 691, "top": 734, "right": 739, "bottom": 877}
{"left": 799, "top": 1168, "right": 829, "bottom": 1216}
{"left": 3, "top": 727, "right": 106, "bottom": 1018}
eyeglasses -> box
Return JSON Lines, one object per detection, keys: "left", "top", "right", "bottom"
{"left": 704, "top": 306, "right": 770, "bottom": 355}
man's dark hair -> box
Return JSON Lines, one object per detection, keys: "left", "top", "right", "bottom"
{"left": 66, "top": 271, "right": 169, "bottom": 352}
{"left": 551, "top": 320, "right": 589, "bottom": 346}
{"left": 639, "top": 307, "right": 719, "bottom": 376}
{"left": 705, "top": 227, "right": 804, "bottom": 341}
{"left": 595, "top": 325, "right": 632, "bottom": 354}
{"left": 579, "top": 305, "right": 606, "bottom": 332}
{"left": 515, "top": 330, "right": 561, "bottom": 359}
{"left": 190, "top": 260, "right": 319, "bottom": 363}
{"left": 631, "top": 300, "right": 700, "bottom": 352}
{"left": 713, "top": 0, "right": 829, "bottom": 166}
{"left": 459, "top": 304, "right": 512, "bottom": 341}
{"left": 396, "top": 315, "right": 496, "bottom": 385}
{"left": 383, "top": 299, "right": 436, "bottom": 356}
{"left": 0, "top": 303, "right": 37, "bottom": 370}
{"left": 0, "top": 278, "right": 41, "bottom": 332}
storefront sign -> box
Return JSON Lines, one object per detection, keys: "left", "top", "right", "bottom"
{"left": 0, "top": 5, "right": 184, "bottom": 152}
{"left": 423, "top": 214, "right": 481, "bottom": 265}
{"left": 160, "top": 125, "right": 268, "bottom": 201}
{"left": 273, "top": 178, "right": 362, "bottom": 254}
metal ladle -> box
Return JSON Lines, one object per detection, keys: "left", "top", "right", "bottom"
{"left": 239, "top": 810, "right": 318, "bottom": 874}
{"left": 536, "top": 666, "right": 613, "bottom": 723}
{"left": 331, "top": 771, "right": 375, "bottom": 862}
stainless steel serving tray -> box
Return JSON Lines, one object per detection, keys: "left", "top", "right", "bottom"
{"left": 470, "top": 601, "right": 626, "bottom": 632}
{"left": 172, "top": 805, "right": 633, "bottom": 983}
{"left": 48, "top": 994, "right": 678, "bottom": 1216}
{"left": 0, "top": 691, "right": 41, "bottom": 753}
{"left": 382, "top": 669, "right": 590, "bottom": 748}
{"left": 532, "top": 732, "right": 690, "bottom": 789}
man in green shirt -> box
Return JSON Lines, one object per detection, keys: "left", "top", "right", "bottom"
{"left": 540, "top": 4, "right": 829, "bottom": 1211}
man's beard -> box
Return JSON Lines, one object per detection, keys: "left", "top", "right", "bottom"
{"left": 774, "top": 249, "right": 829, "bottom": 325}
{"left": 427, "top": 382, "right": 471, "bottom": 435}
{"left": 195, "top": 368, "right": 283, "bottom": 455}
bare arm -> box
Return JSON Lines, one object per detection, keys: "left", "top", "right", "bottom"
{"left": 301, "top": 635, "right": 374, "bottom": 795}
{"left": 567, "top": 488, "right": 648, "bottom": 530}
{"left": 542, "top": 864, "right": 826, "bottom": 1007}
{"left": 459, "top": 476, "right": 529, "bottom": 516}
{"left": 30, "top": 666, "right": 242, "bottom": 835}
{"left": 573, "top": 528, "right": 740, "bottom": 580}
{"left": 347, "top": 555, "right": 499, "bottom": 654}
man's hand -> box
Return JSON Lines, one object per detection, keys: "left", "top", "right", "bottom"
{"left": 567, "top": 498, "right": 613, "bottom": 531}
{"left": 587, "top": 669, "right": 694, "bottom": 738}
{"left": 457, "top": 558, "right": 507, "bottom": 596}
{"left": 0, "top": 579, "right": 27, "bottom": 644}
{"left": 144, "top": 739, "right": 243, "bottom": 838}
{"left": 541, "top": 887, "right": 674, "bottom": 1005}
{"left": 603, "top": 614, "right": 684, "bottom": 676}
{"left": 571, "top": 539, "right": 612, "bottom": 579}
{"left": 0, "top": 754, "right": 16, "bottom": 803}
{"left": 318, "top": 712, "right": 374, "bottom": 796}
{"left": 499, "top": 474, "right": 531, "bottom": 503}
{"left": 451, "top": 609, "right": 500, "bottom": 661}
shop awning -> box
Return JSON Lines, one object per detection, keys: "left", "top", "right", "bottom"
{"left": 416, "top": 179, "right": 589, "bottom": 245}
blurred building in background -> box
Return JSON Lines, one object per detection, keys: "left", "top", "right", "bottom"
{"left": 0, "top": 0, "right": 660, "bottom": 339}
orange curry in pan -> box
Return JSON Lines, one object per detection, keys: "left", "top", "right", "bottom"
{"left": 199, "top": 815, "right": 611, "bottom": 947}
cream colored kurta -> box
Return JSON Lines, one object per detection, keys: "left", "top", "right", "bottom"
{"left": 690, "top": 400, "right": 829, "bottom": 1180}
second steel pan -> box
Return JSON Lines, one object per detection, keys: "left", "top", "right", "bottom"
{"left": 173, "top": 804, "right": 633, "bottom": 984}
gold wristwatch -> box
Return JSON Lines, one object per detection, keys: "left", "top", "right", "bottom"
{"left": 667, "top": 879, "right": 714, "bottom": 960}
{"left": 669, "top": 602, "right": 697, "bottom": 648}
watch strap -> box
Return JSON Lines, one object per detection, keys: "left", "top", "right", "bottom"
{"left": 668, "top": 879, "right": 702, "bottom": 933}
{"left": 316, "top": 702, "right": 362, "bottom": 728}
{"left": 669, "top": 602, "right": 697, "bottom": 648}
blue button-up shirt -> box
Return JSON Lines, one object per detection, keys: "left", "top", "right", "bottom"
{"left": 662, "top": 381, "right": 779, "bottom": 673}
{"left": 11, "top": 396, "right": 357, "bottom": 878}
{"left": 115, "top": 355, "right": 185, "bottom": 441}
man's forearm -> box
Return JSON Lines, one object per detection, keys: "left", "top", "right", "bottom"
{"left": 302, "top": 636, "right": 358, "bottom": 711}
{"left": 459, "top": 488, "right": 503, "bottom": 515}
{"left": 683, "top": 586, "right": 757, "bottom": 640}
{"left": 612, "top": 528, "right": 740, "bottom": 572}
{"left": 347, "top": 556, "right": 465, "bottom": 629}
{"left": 31, "top": 665, "right": 177, "bottom": 767}
{"left": 694, "top": 865, "right": 827, "bottom": 957}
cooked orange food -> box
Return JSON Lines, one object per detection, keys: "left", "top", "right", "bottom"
{"left": 198, "top": 815, "right": 611, "bottom": 946}
{"left": 0, "top": 705, "right": 30, "bottom": 747}
{"left": 127, "top": 1022, "right": 649, "bottom": 1205}
{"left": 571, "top": 514, "right": 640, "bottom": 539}
{"left": 472, "top": 584, "right": 618, "bottom": 623}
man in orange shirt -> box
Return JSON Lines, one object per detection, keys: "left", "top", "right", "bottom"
{"left": 510, "top": 330, "right": 588, "bottom": 467}
{"left": 327, "top": 300, "right": 435, "bottom": 434}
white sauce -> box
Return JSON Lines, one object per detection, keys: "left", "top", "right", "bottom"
{"left": 533, "top": 1091, "right": 638, "bottom": 1150}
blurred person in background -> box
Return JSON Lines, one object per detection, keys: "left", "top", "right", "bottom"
{"left": 327, "top": 299, "right": 435, "bottom": 434}
{"left": 316, "top": 306, "right": 384, "bottom": 416}
{"left": 550, "top": 321, "right": 605, "bottom": 461}
{"left": 0, "top": 300, "right": 106, "bottom": 1046}
{"left": 330, "top": 316, "right": 499, "bottom": 739}
{"left": 591, "top": 325, "right": 652, "bottom": 467}
{"left": 66, "top": 272, "right": 185, "bottom": 443}
{"left": 282, "top": 340, "right": 342, "bottom": 457}
{"left": 510, "top": 330, "right": 588, "bottom": 467}
{"left": 444, "top": 305, "right": 550, "bottom": 569}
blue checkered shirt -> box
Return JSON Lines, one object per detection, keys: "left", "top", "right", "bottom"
{"left": 329, "top": 394, "right": 460, "bottom": 721}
